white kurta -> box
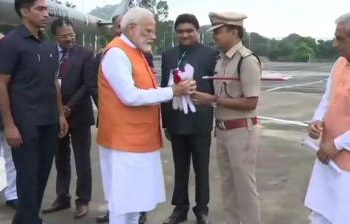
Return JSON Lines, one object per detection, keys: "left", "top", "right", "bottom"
{"left": 99, "top": 147, "right": 165, "bottom": 215}
{"left": 99, "top": 35, "right": 173, "bottom": 216}
{"left": 305, "top": 59, "right": 350, "bottom": 224}
{"left": 0, "top": 132, "right": 17, "bottom": 200}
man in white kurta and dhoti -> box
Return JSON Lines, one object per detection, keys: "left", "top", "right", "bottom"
{"left": 96, "top": 7, "right": 197, "bottom": 224}
{"left": 305, "top": 13, "right": 350, "bottom": 224}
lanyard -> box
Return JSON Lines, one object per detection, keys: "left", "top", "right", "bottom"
{"left": 177, "top": 51, "right": 187, "bottom": 68}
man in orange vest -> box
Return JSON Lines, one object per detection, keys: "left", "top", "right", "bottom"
{"left": 97, "top": 7, "right": 196, "bottom": 224}
{"left": 305, "top": 12, "right": 350, "bottom": 224}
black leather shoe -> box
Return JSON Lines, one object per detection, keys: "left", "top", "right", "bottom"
{"left": 196, "top": 214, "right": 211, "bottom": 224}
{"left": 96, "top": 211, "right": 109, "bottom": 223}
{"left": 139, "top": 212, "right": 147, "bottom": 224}
{"left": 163, "top": 209, "right": 187, "bottom": 224}
{"left": 42, "top": 200, "right": 70, "bottom": 214}
{"left": 6, "top": 199, "right": 18, "bottom": 210}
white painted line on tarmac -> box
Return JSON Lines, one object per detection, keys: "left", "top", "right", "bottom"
{"left": 259, "top": 116, "right": 309, "bottom": 127}
{"left": 265, "top": 79, "right": 326, "bottom": 92}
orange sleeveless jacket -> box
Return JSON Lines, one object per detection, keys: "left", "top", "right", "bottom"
{"left": 97, "top": 37, "right": 163, "bottom": 152}
{"left": 323, "top": 57, "right": 350, "bottom": 170}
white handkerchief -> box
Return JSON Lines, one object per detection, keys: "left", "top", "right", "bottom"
{"left": 168, "top": 63, "right": 196, "bottom": 114}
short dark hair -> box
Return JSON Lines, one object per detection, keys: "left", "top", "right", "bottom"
{"left": 226, "top": 25, "right": 244, "bottom": 39}
{"left": 112, "top": 15, "right": 121, "bottom": 23}
{"left": 174, "top": 14, "right": 200, "bottom": 30}
{"left": 15, "top": 0, "right": 37, "bottom": 18}
{"left": 51, "top": 18, "right": 74, "bottom": 35}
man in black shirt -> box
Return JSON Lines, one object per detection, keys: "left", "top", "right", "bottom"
{"left": 0, "top": 33, "right": 18, "bottom": 210}
{"left": 161, "top": 14, "right": 217, "bottom": 224}
{"left": 0, "top": 0, "right": 68, "bottom": 223}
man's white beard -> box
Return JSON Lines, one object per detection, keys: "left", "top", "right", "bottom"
{"left": 140, "top": 43, "right": 152, "bottom": 53}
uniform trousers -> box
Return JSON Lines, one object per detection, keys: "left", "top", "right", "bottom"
{"left": 216, "top": 122, "right": 260, "bottom": 224}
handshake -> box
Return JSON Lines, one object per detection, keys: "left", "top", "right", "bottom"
{"left": 170, "top": 64, "right": 197, "bottom": 114}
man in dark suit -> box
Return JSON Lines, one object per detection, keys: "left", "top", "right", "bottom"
{"left": 42, "top": 18, "right": 94, "bottom": 219}
{"left": 161, "top": 14, "right": 217, "bottom": 224}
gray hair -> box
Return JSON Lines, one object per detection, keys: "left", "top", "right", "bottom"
{"left": 120, "top": 7, "right": 154, "bottom": 31}
{"left": 336, "top": 13, "right": 350, "bottom": 24}
{"left": 336, "top": 13, "right": 350, "bottom": 36}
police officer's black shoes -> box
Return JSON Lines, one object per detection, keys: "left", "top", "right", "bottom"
{"left": 96, "top": 211, "right": 109, "bottom": 223}
{"left": 196, "top": 213, "right": 211, "bottom": 224}
{"left": 163, "top": 207, "right": 188, "bottom": 224}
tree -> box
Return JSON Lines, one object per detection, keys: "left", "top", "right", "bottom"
{"left": 130, "top": 0, "right": 169, "bottom": 21}
{"left": 317, "top": 40, "right": 338, "bottom": 60}
{"left": 291, "top": 43, "right": 315, "bottom": 62}
{"left": 248, "top": 32, "right": 271, "bottom": 56}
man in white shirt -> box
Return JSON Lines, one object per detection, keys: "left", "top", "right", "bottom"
{"left": 305, "top": 12, "right": 350, "bottom": 224}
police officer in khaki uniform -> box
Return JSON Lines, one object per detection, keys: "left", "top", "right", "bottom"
{"left": 192, "top": 11, "right": 261, "bottom": 224}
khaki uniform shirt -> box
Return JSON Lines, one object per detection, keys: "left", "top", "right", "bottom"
{"left": 214, "top": 41, "right": 261, "bottom": 120}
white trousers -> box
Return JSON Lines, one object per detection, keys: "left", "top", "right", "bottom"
{"left": 110, "top": 212, "right": 139, "bottom": 224}
{"left": 310, "top": 212, "right": 333, "bottom": 224}
{"left": 0, "top": 132, "right": 17, "bottom": 200}
{"left": 99, "top": 146, "right": 165, "bottom": 215}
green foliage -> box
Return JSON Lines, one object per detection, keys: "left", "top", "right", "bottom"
{"left": 244, "top": 32, "right": 338, "bottom": 62}
{"left": 154, "top": 20, "right": 175, "bottom": 53}
{"left": 317, "top": 39, "right": 339, "bottom": 60}
{"left": 88, "top": 1, "right": 338, "bottom": 61}
{"left": 291, "top": 42, "right": 315, "bottom": 62}
{"left": 130, "top": 0, "right": 169, "bottom": 21}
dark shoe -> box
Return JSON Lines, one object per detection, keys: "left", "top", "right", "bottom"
{"left": 42, "top": 200, "right": 70, "bottom": 214}
{"left": 74, "top": 204, "right": 89, "bottom": 219}
{"left": 139, "top": 212, "right": 147, "bottom": 224}
{"left": 196, "top": 214, "right": 211, "bottom": 224}
{"left": 6, "top": 199, "right": 18, "bottom": 210}
{"left": 96, "top": 211, "right": 109, "bottom": 223}
{"left": 163, "top": 208, "right": 187, "bottom": 224}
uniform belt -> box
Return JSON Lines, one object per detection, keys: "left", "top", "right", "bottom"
{"left": 215, "top": 117, "right": 258, "bottom": 130}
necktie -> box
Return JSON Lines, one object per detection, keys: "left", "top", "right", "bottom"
{"left": 59, "top": 50, "right": 70, "bottom": 79}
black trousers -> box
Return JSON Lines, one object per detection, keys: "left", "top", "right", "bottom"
{"left": 55, "top": 124, "right": 92, "bottom": 206}
{"left": 11, "top": 124, "right": 58, "bottom": 224}
{"left": 170, "top": 132, "right": 211, "bottom": 215}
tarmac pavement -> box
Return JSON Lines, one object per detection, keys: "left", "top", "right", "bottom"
{"left": 0, "top": 61, "right": 335, "bottom": 224}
